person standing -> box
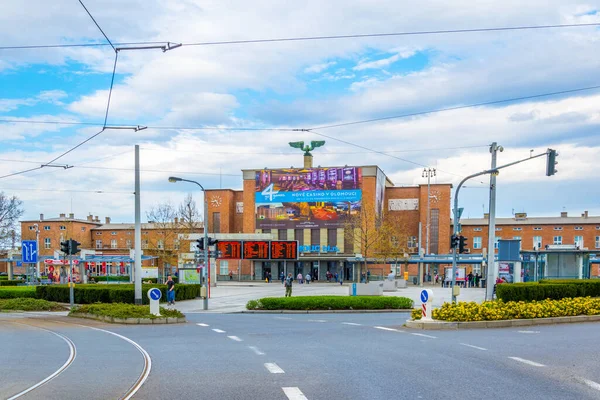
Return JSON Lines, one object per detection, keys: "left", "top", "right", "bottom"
{"left": 280, "top": 271, "right": 285, "bottom": 284}
{"left": 284, "top": 273, "right": 294, "bottom": 297}
{"left": 166, "top": 275, "right": 175, "bottom": 305}
{"left": 297, "top": 272, "right": 303, "bottom": 284}
{"left": 306, "top": 273, "right": 311, "bottom": 284}
{"left": 366, "top": 270, "right": 371, "bottom": 283}
{"left": 229, "top": 271, "right": 233, "bottom": 281}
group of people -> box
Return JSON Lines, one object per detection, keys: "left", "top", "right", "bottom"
{"left": 438, "top": 272, "right": 483, "bottom": 288}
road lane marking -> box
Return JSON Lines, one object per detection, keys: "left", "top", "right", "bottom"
{"left": 274, "top": 317, "right": 292, "bottom": 320}
{"left": 517, "top": 330, "right": 540, "bottom": 334}
{"left": 508, "top": 357, "right": 545, "bottom": 367}
{"left": 7, "top": 324, "right": 77, "bottom": 400}
{"left": 577, "top": 378, "right": 600, "bottom": 392}
{"left": 283, "top": 387, "right": 308, "bottom": 399}
{"left": 212, "top": 329, "right": 226, "bottom": 333}
{"left": 265, "top": 363, "right": 285, "bottom": 374}
{"left": 411, "top": 333, "right": 437, "bottom": 339}
{"left": 374, "top": 326, "right": 404, "bottom": 332}
{"left": 307, "top": 319, "right": 327, "bottom": 323}
{"left": 228, "top": 335, "right": 243, "bottom": 342}
{"left": 249, "top": 346, "right": 265, "bottom": 355}
{"left": 342, "top": 322, "right": 362, "bottom": 326}
{"left": 196, "top": 323, "right": 209, "bottom": 327}
{"left": 460, "top": 343, "right": 487, "bottom": 351}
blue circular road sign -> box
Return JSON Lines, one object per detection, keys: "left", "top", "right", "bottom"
{"left": 420, "top": 289, "right": 429, "bottom": 303}
{"left": 148, "top": 288, "right": 162, "bottom": 301}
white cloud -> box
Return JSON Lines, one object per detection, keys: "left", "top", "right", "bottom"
{"left": 353, "top": 49, "right": 417, "bottom": 71}
{"left": 304, "top": 61, "right": 337, "bottom": 74}
{"left": 0, "top": 90, "right": 67, "bottom": 112}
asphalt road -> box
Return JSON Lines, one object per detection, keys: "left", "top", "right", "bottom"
{"left": 1, "top": 312, "right": 600, "bottom": 399}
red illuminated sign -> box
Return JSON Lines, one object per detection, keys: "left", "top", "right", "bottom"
{"left": 242, "top": 241, "right": 270, "bottom": 260}
{"left": 217, "top": 241, "right": 242, "bottom": 260}
{"left": 270, "top": 241, "right": 298, "bottom": 260}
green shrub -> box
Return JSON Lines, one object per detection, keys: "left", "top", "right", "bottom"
{"left": 36, "top": 284, "right": 200, "bottom": 304}
{"left": 246, "top": 296, "right": 413, "bottom": 310}
{"left": 0, "top": 280, "right": 24, "bottom": 286}
{"left": 0, "top": 287, "right": 37, "bottom": 299}
{"left": 0, "top": 298, "right": 66, "bottom": 311}
{"left": 70, "top": 303, "right": 184, "bottom": 319}
{"left": 93, "top": 276, "right": 131, "bottom": 282}
{"left": 496, "top": 280, "right": 600, "bottom": 302}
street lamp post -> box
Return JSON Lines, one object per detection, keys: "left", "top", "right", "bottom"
{"left": 169, "top": 176, "right": 209, "bottom": 311}
{"left": 422, "top": 168, "right": 436, "bottom": 282}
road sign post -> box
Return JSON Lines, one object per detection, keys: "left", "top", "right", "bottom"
{"left": 148, "top": 288, "right": 162, "bottom": 316}
{"left": 21, "top": 240, "right": 38, "bottom": 264}
{"left": 420, "top": 289, "right": 434, "bottom": 321}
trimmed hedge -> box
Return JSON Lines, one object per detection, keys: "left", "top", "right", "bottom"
{"left": 70, "top": 303, "right": 184, "bottom": 319}
{"left": 0, "top": 280, "right": 24, "bottom": 286}
{"left": 496, "top": 280, "right": 600, "bottom": 302}
{"left": 247, "top": 296, "right": 413, "bottom": 310}
{"left": 90, "top": 276, "right": 179, "bottom": 284}
{"left": 36, "top": 284, "right": 200, "bottom": 304}
{"left": 0, "top": 287, "right": 37, "bottom": 299}
{"left": 0, "top": 298, "right": 66, "bottom": 311}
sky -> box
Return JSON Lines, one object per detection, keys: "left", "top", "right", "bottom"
{"left": 1, "top": 0, "right": 600, "bottom": 224}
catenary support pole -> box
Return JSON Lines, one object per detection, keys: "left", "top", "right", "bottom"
{"left": 203, "top": 192, "right": 209, "bottom": 310}
{"left": 134, "top": 145, "right": 142, "bottom": 304}
{"left": 485, "top": 143, "right": 499, "bottom": 300}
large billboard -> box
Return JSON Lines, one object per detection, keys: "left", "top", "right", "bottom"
{"left": 255, "top": 167, "right": 362, "bottom": 229}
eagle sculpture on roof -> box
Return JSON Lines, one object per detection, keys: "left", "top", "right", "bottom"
{"left": 288, "top": 140, "right": 326, "bottom": 156}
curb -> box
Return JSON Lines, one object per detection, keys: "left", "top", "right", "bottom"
{"left": 405, "top": 314, "right": 600, "bottom": 330}
{"left": 69, "top": 312, "right": 187, "bottom": 325}
{"left": 238, "top": 309, "right": 413, "bottom": 314}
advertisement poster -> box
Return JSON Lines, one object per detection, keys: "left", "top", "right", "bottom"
{"left": 180, "top": 269, "right": 200, "bottom": 284}
{"left": 375, "top": 168, "right": 386, "bottom": 218}
{"left": 255, "top": 167, "right": 362, "bottom": 229}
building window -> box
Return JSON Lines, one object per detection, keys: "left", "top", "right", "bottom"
{"left": 143, "top": 231, "right": 148, "bottom": 235}
{"left": 142, "top": 240, "right": 148, "bottom": 249}
{"left": 430, "top": 209, "right": 439, "bottom": 255}
{"left": 220, "top": 260, "right": 229, "bottom": 276}
{"left": 344, "top": 231, "right": 354, "bottom": 254}
{"left": 126, "top": 239, "right": 132, "bottom": 248}
{"left": 127, "top": 231, "right": 132, "bottom": 235}
{"left": 407, "top": 236, "right": 417, "bottom": 249}
{"left": 533, "top": 227, "right": 542, "bottom": 231}
{"left": 553, "top": 236, "right": 562, "bottom": 245}
{"left": 494, "top": 237, "right": 501, "bottom": 249}
{"left": 111, "top": 231, "right": 117, "bottom": 235}
{"left": 111, "top": 239, "right": 117, "bottom": 249}
{"left": 513, "top": 236, "right": 521, "bottom": 241}
{"left": 513, "top": 227, "right": 522, "bottom": 231}
{"left": 157, "top": 240, "right": 164, "bottom": 250}
{"left": 327, "top": 229, "right": 337, "bottom": 247}
{"left": 295, "top": 229, "right": 304, "bottom": 246}
{"left": 29, "top": 226, "right": 35, "bottom": 230}
{"left": 96, "top": 240, "right": 102, "bottom": 249}
{"left": 278, "top": 229, "right": 287, "bottom": 240}
{"left": 495, "top": 227, "right": 502, "bottom": 231}
{"left": 96, "top": 231, "right": 102, "bottom": 235}
{"left": 575, "top": 236, "right": 583, "bottom": 248}
{"left": 81, "top": 227, "right": 86, "bottom": 232}
{"left": 574, "top": 226, "right": 583, "bottom": 231}
{"left": 473, "top": 237, "right": 482, "bottom": 249}
{"left": 44, "top": 238, "right": 51, "bottom": 249}
{"left": 533, "top": 236, "right": 542, "bottom": 249}
{"left": 60, "top": 225, "right": 66, "bottom": 230}
{"left": 262, "top": 229, "right": 272, "bottom": 234}
{"left": 554, "top": 227, "right": 563, "bottom": 231}
{"left": 311, "top": 229, "right": 320, "bottom": 246}
{"left": 44, "top": 226, "right": 50, "bottom": 230}
{"left": 213, "top": 212, "right": 221, "bottom": 234}
{"left": 596, "top": 236, "right": 600, "bottom": 248}
{"left": 473, "top": 227, "right": 482, "bottom": 232}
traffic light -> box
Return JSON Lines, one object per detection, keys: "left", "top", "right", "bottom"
{"left": 459, "top": 236, "right": 468, "bottom": 254}
{"left": 546, "top": 148, "right": 558, "bottom": 176}
{"left": 69, "top": 239, "right": 81, "bottom": 255}
{"left": 208, "top": 237, "right": 219, "bottom": 246}
{"left": 450, "top": 234, "right": 460, "bottom": 249}
{"left": 196, "top": 238, "right": 204, "bottom": 251}
{"left": 60, "top": 240, "right": 69, "bottom": 254}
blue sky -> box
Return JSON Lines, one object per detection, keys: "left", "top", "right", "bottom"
{"left": 1, "top": 0, "right": 600, "bottom": 223}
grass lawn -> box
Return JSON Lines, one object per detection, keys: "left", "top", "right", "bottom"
{"left": 70, "top": 303, "right": 185, "bottom": 319}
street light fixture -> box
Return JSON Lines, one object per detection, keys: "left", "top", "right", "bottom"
{"left": 168, "top": 176, "right": 209, "bottom": 311}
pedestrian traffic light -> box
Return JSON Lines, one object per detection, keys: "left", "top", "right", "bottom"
{"left": 60, "top": 240, "right": 69, "bottom": 254}
{"left": 546, "top": 148, "right": 558, "bottom": 176}
{"left": 459, "top": 236, "right": 468, "bottom": 254}
{"left": 208, "top": 237, "right": 219, "bottom": 246}
{"left": 450, "top": 234, "right": 460, "bottom": 249}
{"left": 69, "top": 239, "right": 81, "bottom": 254}
{"left": 196, "top": 238, "right": 204, "bottom": 251}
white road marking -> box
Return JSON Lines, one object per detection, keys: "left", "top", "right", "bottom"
{"left": 374, "top": 326, "right": 404, "bottom": 332}
{"left": 460, "top": 343, "right": 487, "bottom": 351}
{"left": 517, "top": 330, "right": 540, "bottom": 334}
{"left": 265, "top": 363, "right": 285, "bottom": 374}
{"left": 7, "top": 324, "right": 77, "bottom": 400}
{"left": 307, "top": 319, "right": 327, "bottom": 323}
{"left": 249, "top": 346, "right": 265, "bottom": 355}
{"left": 196, "top": 323, "right": 209, "bottom": 327}
{"left": 411, "top": 333, "right": 437, "bottom": 339}
{"left": 577, "top": 378, "right": 600, "bottom": 392}
{"left": 228, "top": 335, "right": 243, "bottom": 342}
{"left": 274, "top": 316, "right": 293, "bottom": 320}
{"left": 283, "top": 387, "right": 308, "bottom": 399}
{"left": 212, "top": 329, "right": 226, "bottom": 333}
{"left": 342, "top": 322, "right": 362, "bottom": 326}
{"left": 508, "top": 357, "right": 545, "bottom": 367}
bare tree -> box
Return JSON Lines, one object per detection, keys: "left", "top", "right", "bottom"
{"left": 178, "top": 193, "right": 202, "bottom": 233}
{"left": 376, "top": 213, "right": 412, "bottom": 277}
{"left": 0, "top": 193, "right": 24, "bottom": 249}
{"left": 146, "top": 202, "right": 180, "bottom": 281}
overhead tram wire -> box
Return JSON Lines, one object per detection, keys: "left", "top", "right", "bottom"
{"left": 2, "top": 22, "right": 600, "bottom": 51}
{"left": 77, "top": 0, "right": 116, "bottom": 52}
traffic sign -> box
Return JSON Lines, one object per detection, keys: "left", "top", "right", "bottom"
{"left": 21, "top": 240, "right": 37, "bottom": 263}
{"left": 420, "top": 289, "right": 429, "bottom": 303}
{"left": 148, "top": 288, "right": 162, "bottom": 301}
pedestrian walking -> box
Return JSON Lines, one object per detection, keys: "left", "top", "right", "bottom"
{"left": 306, "top": 273, "right": 311, "bottom": 284}
{"left": 229, "top": 271, "right": 233, "bottom": 281}
{"left": 334, "top": 272, "right": 338, "bottom": 283}
{"left": 166, "top": 275, "right": 175, "bottom": 305}
{"left": 366, "top": 270, "right": 371, "bottom": 283}
{"left": 326, "top": 271, "right": 331, "bottom": 282}
{"left": 280, "top": 271, "right": 285, "bottom": 284}
{"left": 297, "top": 273, "right": 303, "bottom": 284}
{"left": 284, "top": 273, "right": 294, "bottom": 297}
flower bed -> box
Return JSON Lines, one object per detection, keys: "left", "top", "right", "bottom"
{"left": 411, "top": 297, "right": 600, "bottom": 322}
{"left": 247, "top": 296, "right": 413, "bottom": 310}
{"left": 70, "top": 303, "right": 184, "bottom": 320}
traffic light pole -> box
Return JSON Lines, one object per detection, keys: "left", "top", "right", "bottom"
{"left": 202, "top": 193, "right": 209, "bottom": 311}
{"left": 68, "top": 242, "right": 74, "bottom": 308}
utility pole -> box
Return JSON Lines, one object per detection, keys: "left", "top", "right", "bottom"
{"left": 134, "top": 145, "right": 142, "bottom": 304}
{"left": 485, "top": 143, "right": 502, "bottom": 300}
{"left": 422, "top": 168, "right": 436, "bottom": 281}
{"left": 68, "top": 240, "right": 74, "bottom": 308}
